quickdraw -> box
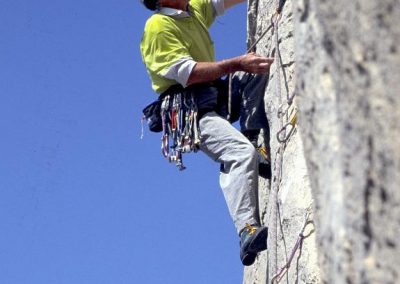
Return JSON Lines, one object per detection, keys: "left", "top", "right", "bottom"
{"left": 160, "top": 91, "right": 200, "bottom": 170}
{"left": 277, "top": 107, "right": 298, "bottom": 143}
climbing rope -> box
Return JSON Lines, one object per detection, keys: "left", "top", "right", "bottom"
{"left": 247, "top": 0, "right": 286, "bottom": 53}
{"left": 244, "top": 0, "right": 314, "bottom": 281}
{"left": 269, "top": 7, "right": 283, "bottom": 277}
{"left": 247, "top": 21, "right": 274, "bottom": 53}
{"left": 226, "top": 3, "right": 283, "bottom": 122}
{"left": 271, "top": 211, "right": 311, "bottom": 283}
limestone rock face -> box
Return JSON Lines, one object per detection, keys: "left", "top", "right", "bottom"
{"left": 243, "top": 0, "right": 400, "bottom": 283}
{"left": 244, "top": 0, "right": 320, "bottom": 283}
{"left": 295, "top": 0, "right": 400, "bottom": 283}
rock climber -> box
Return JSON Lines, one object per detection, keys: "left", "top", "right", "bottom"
{"left": 140, "top": 0, "right": 273, "bottom": 265}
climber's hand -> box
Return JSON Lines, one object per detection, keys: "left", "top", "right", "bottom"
{"left": 238, "top": 52, "right": 274, "bottom": 74}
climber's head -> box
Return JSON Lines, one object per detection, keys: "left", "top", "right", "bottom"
{"left": 141, "top": 0, "right": 189, "bottom": 11}
{"left": 141, "top": 0, "right": 158, "bottom": 11}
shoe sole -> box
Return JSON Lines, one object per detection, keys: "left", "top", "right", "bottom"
{"left": 242, "top": 252, "right": 257, "bottom": 266}
{"left": 259, "top": 162, "right": 272, "bottom": 179}
{"left": 241, "top": 227, "right": 268, "bottom": 266}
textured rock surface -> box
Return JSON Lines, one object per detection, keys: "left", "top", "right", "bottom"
{"left": 295, "top": 0, "right": 400, "bottom": 283}
{"left": 243, "top": 0, "right": 400, "bottom": 283}
{"left": 244, "top": 0, "right": 320, "bottom": 283}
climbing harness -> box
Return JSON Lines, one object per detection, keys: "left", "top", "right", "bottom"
{"left": 142, "top": 81, "right": 221, "bottom": 170}
{"left": 160, "top": 91, "right": 201, "bottom": 170}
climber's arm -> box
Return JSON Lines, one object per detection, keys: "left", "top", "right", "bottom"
{"left": 224, "top": 0, "right": 246, "bottom": 10}
{"left": 186, "top": 52, "right": 273, "bottom": 86}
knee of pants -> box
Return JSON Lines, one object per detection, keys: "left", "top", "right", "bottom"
{"left": 236, "top": 141, "right": 258, "bottom": 166}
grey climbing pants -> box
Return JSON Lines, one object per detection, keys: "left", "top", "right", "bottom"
{"left": 199, "top": 72, "right": 267, "bottom": 234}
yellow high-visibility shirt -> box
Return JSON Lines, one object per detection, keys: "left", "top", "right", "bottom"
{"left": 140, "top": 0, "right": 216, "bottom": 94}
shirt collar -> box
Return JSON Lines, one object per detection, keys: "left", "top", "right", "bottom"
{"left": 158, "top": 7, "right": 190, "bottom": 18}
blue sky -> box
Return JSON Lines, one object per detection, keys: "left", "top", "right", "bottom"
{"left": 0, "top": 0, "right": 249, "bottom": 283}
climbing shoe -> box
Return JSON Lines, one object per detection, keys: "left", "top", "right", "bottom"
{"left": 257, "top": 146, "right": 272, "bottom": 179}
{"left": 242, "top": 130, "right": 272, "bottom": 179}
{"left": 239, "top": 224, "right": 268, "bottom": 266}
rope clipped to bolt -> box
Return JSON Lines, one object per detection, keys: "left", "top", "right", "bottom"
{"left": 263, "top": 0, "right": 311, "bottom": 281}
{"left": 271, "top": 212, "right": 311, "bottom": 283}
